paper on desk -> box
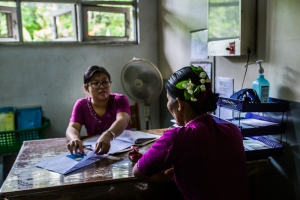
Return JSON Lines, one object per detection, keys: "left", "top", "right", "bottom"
{"left": 82, "top": 130, "right": 160, "bottom": 154}
{"left": 117, "top": 130, "right": 160, "bottom": 144}
{"left": 34, "top": 142, "right": 127, "bottom": 175}
{"left": 35, "top": 130, "right": 160, "bottom": 174}
{"left": 35, "top": 150, "right": 107, "bottom": 175}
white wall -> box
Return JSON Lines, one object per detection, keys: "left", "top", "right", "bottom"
{"left": 158, "top": 0, "right": 300, "bottom": 199}
{"left": 0, "top": 0, "right": 160, "bottom": 138}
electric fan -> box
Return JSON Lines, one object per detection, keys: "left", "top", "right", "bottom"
{"left": 121, "top": 57, "right": 163, "bottom": 129}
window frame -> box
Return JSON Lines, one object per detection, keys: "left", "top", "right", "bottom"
{"left": 82, "top": 6, "right": 130, "bottom": 42}
{"left": 0, "top": 0, "right": 139, "bottom": 45}
{"left": 51, "top": 5, "right": 77, "bottom": 41}
{"left": 0, "top": 6, "right": 19, "bottom": 42}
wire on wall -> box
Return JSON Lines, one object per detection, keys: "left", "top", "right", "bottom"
{"left": 241, "top": 49, "right": 252, "bottom": 89}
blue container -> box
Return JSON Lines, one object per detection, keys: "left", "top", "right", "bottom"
{"left": 16, "top": 106, "right": 42, "bottom": 130}
{"left": 0, "top": 107, "right": 14, "bottom": 113}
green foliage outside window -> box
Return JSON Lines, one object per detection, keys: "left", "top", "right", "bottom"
{"left": 56, "top": 13, "right": 73, "bottom": 38}
{"left": 21, "top": 3, "right": 72, "bottom": 41}
{"left": 88, "top": 11, "right": 125, "bottom": 37}
{"left": 208, "top": 0, "right": 239, "bottom": 40}
{"left": 0, "top": 1, "right": 135, "bottom": 42}
{"left": 0, "top": 12, "right": 8, "bottom": 37}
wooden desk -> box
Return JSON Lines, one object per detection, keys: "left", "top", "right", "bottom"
{"left": 0, "top": 129, "right": 269, "bottom": 199}
{"left": 0, "top": 129, "right": 183, "bottom": 200}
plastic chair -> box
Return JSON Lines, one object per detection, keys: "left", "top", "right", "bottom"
{"left": 130, "top": 102, "right": 141, "bottom": 131}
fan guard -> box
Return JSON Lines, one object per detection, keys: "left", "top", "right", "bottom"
{"left": 121, "top": 58, "right": 163, "bottom": 129}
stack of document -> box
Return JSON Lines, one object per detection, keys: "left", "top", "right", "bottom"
{"left": 243, "top": 136, "right": 283, "bottom": 151}
{"left": 35, "top": 130, "right": 160, "bottom": 175}
{"left": 231, "top": 118, "right": 279, "bottom": 128}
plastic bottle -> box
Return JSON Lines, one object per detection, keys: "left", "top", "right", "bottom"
{"left": 252, "top": 60, "right": 270, "bottom": 103}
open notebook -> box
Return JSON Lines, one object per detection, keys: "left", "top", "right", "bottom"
{"left": 82, "top": 130, "right": 160, "bottom": 154}
{"left": 35, "top": 130, "right": 160, "bottom": 175}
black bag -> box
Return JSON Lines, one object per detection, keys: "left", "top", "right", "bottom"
{"left": 230, "top": 88, "right": 261, "bottom": 103}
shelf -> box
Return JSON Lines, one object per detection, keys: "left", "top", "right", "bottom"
{"left": 217, "top": 97, "right": 289, "bottom": 112}
{"left": 244, "top": 136, "right": 284, "bottom": 160}
{"left": 231, "top": 112, "right": 286, "bottom": 137}
{"left": 245, "top": 147, "right": 284, "bottom": 160}
{"left": 212, "top": 115, "right": 285, "bottom": 160}
{"left": 213, "top": 114, "right": 285, "bottom": 137}
{"left": 214, "top": 96, "right": 288, "bottom": 160}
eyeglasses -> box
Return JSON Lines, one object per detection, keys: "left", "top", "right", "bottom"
{"left": 87, "top": 81, "right": 112, "bottom": 88}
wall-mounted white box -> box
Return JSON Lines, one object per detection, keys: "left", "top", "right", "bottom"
{"left": 207, "top": 0, "right": 256, "bottom": 56}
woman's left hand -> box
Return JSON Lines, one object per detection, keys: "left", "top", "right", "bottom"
{"left": 94, "top": 131, "right": 113, "bottom": 154}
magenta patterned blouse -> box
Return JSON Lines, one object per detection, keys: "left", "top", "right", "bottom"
{"left": 70, "top": 93, "right": 131, "bottom": 136}
{"left": 137, "top": 114, "right": 249, "bottom": 200}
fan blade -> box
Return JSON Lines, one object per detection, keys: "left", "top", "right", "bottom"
{"left": 121, "top": 59, "right": 163, "bottom": 104}
{"left": 131, "top": 71, "right": 163, "bottom": 104}
{"left": 123, "top": 65, "right": 142, "bottom": 82}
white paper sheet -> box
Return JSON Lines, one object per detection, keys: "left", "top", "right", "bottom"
{"left": 215, "top": 77, "right": 234, "bottom": 120}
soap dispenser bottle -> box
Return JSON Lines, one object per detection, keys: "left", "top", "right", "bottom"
{"left": 252, "top": 60, "right": 270, "bottom": 103}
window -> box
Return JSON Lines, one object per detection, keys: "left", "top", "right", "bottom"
{"left": 82, "top": 6, "right": 130, "bottom": 41}
{"left": 52, "top": 5, "right": 77, "bottom": 41}
{"left": 0, "top": 0, "right": 138, "bottom": 44}
{"left": 0, "top": 5, "right": 18, "bottom": 41}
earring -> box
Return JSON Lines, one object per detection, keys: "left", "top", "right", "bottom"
{"left": 178, "top": 107, "right": 181, "bottom": 111}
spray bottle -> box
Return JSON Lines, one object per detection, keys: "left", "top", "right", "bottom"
{"left": 252, "top": 60, "right": 270, "bottom": 103}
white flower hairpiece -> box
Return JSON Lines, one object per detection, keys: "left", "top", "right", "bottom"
{"left": 175, "top": 65, "right": 211, "bottom": 102}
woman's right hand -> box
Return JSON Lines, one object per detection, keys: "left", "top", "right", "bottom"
{"left": 66, "top": 122, "right": 84, "bottom": 154}
{"left": 94, "top": 131, "right": 113, "bottom": 155}
{"left": 67, "top": 138, "right": 84, "bottom": 155}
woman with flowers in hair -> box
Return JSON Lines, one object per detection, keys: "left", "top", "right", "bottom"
{"left": 133, "top": 66, "right": 249, "bottom": 200}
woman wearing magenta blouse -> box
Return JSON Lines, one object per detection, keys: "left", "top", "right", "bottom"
{"left": 133, "top": 66, "right": 249, "bottom": 200}
{"left": 66, "top": 65, "right": 131, "bottom": 155}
